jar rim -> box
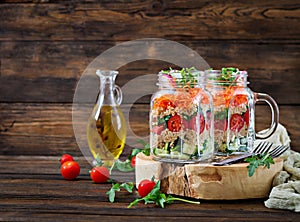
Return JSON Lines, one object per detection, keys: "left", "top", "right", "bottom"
{"left": 203, "top": 69, "right": 248, "bottom": 86}
{"left": 96, "top": 70, "right": 119, "bottom": 77}
{"left": 204, "top": 69, "right": 248, "bottom": 76}
{"left": 157, "top": 69, "right": 203, "bottom": 88}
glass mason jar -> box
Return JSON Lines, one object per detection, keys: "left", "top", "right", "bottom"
{"left": 150, "top": 68, "right": 214, "bottom": 163}
{"left": 203, "top": 68, "right": 279, "bottom": 155}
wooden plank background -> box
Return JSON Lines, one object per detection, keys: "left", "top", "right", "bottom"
{"left": 0, "top": 0, "right": 299, "bottom": 156}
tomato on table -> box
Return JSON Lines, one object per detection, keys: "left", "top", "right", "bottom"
{"left": 90, "top": 166, "right": 110, "bottom": 183}
{"left": 138, "top": 179, "right": 156, "bottom": 198}
{"left": 230, "top": 113, "right": 245, "bottom": 132}
{"left": 130, "top": 156, "right": 136, "bottom": 168}
{"left": 59, "top": 154, "right": 74, "bottom": 165}
{"left": 167, "top": 114, "right": 182, "bottom": 132}
{"left": 60, "top": 161, "right": 80, "bottom": 180}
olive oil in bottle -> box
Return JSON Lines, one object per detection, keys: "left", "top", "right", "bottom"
{"left": 87, "top": 70, "right": 126, "bottom": 166}
{"left": 87, "top": 105, "right": 126, "bottom": 165}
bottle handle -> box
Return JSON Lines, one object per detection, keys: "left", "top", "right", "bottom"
{"left": 254, "top": 92, "right": 279, "bottom": 139}
{"left": 114, "top": 85, "right": 123, "bottom": 105}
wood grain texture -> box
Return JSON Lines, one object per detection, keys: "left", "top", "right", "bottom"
{"left": 0, "top": 41, "right": 299, "bottom": 104}
{"left": 0, "top": 103, "right": 299, "bottom": 156}
{"left": 0, "top": 156, "right": 299, "bottom": 222}
{"left": 0, "top": 1, "right": 299, "bottom": 41}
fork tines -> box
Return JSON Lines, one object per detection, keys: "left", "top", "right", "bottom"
{"left": 269, "top": 145, "right": 290, "bottom": 158}
{"left": 253, "top": 141, "right": 273, "bottom": 154}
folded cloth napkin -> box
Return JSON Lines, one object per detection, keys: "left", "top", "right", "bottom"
{"left": 254, "top": 123, "right": 291, "bottom": 147}
{"left": 262, "top": 124, "right": 300, "bottom": 212}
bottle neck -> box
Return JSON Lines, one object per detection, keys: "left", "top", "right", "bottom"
{"left": 97, "top": 70, "right": 119, "bottom": 106}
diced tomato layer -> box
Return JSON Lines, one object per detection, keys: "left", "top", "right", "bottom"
{"left": 243, "top": 109, "right": 250, "bottom": 127}
{"left": 214, "top": 119, "right": 228, "bottom": 131}
{"left": 230, "top": 113, "right": 245, "bottom": 132}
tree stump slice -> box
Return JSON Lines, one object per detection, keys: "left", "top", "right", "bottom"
{"left": 135, "top": 153, "right": 283, "bottom": 200}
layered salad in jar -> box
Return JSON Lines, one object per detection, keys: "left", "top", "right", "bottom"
{"left": 150, "top": 68, "right": 214, "bottom": 162}
{"left": 206, "top": 68, "right": 251, "bottom": 154}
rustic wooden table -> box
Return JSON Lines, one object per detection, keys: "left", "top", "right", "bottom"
{"left": 1, "top": 155, "right": 299, "bottom": 222}
{"left": 1, "top": 1, "right": 299, "bottom": 221}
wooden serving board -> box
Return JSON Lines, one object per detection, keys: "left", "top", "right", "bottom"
{"left": 135, "top": 153, "right": 283, "bottom": 200}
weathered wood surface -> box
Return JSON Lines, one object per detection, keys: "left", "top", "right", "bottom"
{"left": 0, "top": 1, "right": 299, "bottom": 41}
{"left": 0, "top": 156, "right": 299, "bottom": 222}
{"left": 0, "top": 103, "right": 299, "bottom": 156}
{"left": 0, "top": 41, "right": 299, "bottom": 104}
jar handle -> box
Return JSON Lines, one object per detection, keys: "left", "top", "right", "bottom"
{"left": 114, "top": 85, "right": 123, "bottom": 105}
{"left": 254, "top": 92, "right": 279, "bottom": 139}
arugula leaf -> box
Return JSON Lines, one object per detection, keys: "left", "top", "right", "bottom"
{"left": 129, "top": 140, "right": 151, "bottom": 158}
{"left": 106, "top": 183, "right": 120, "bottom": 203}
{"left": 111, "top": 140, "right": 151, "bottom": 173}
{"left": 128, "top": 181, "right": 200, "bottom": 208}
{"left": 245, "top": 154, "right": 274, "bottom": 177}
{"left": 106, "top": 182, "right": 134, "bottom": 203}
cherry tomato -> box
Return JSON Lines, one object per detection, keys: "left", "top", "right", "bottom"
{"left": 151, "top": 125, "right": 164, "bottom": 135}
{"left": 59, "top": 154, "right": 74, "bottom": 165}
{"left": 214, "top": 119, "right": 228, "bottom": 131}
{"left": 60, "top": 161, "right": 80, "bottom": 180}
{"left": 230, "top": 113, "right": 245, "bottom": 132}
{"left": 167, "top": 114, "right": 181, "bottom": 132}
{"left": 90, "top": 166, "right": 110, "bottom": 183}
{"left": 244, "top": 109, "right": 250, "bottom": 127}
{"left": 131, "top": 156, "right": 136, "bottom": 168}
{"left": 138, "top": 179, "right": 156, "bottom": 198}
{"left": 189, "top": 114, "right": 205, "bottom": 134}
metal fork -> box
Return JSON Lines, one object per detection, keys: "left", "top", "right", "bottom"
{"left": 212, "top": 142, "right": 290, "bottom": 166}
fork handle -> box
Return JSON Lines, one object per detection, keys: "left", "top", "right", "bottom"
{"left": 211, "top": 153, "right": 253, "bottom": 166}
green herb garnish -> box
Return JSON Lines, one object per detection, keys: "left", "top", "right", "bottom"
{"left": 221, "top": 67, "right": 239, "bottom": 81}
{"left": 106, "top": 182, "right": 134, "bottom": 202}
{"left": 245, "top": 154, "right": 275, "bottom": 177}
{"left": 161, "top": 67, "right": 199, "bottom": 88}
{"left": 178, "top": 67, "right": 198, "bottom": 87}
{"left": 209, "top": 67, "right": 240, "bottom": 86}
{"left": 132, "top": 139, "right": 151, "bottom": 157}
{"left": 128, "top": 181, "right": 200, "bottom": 208}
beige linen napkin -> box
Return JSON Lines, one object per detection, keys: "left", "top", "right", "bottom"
{"left": 261, "top": 124, "right": 300, "bottom": 212}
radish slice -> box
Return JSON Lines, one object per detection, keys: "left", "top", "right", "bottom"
{"left": 169, "top": 71, "right": 182, "bottom": 79}
{"left": 160, "top": 74, "right": 176, "bottom": 88}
